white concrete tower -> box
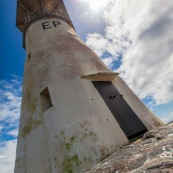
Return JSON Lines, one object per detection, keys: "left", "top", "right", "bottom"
{"left": 15, "top": 0, "right": 163, "bottom": 172}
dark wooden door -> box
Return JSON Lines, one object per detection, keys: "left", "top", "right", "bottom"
{"left": 93, "top": 81, "right": 147, "bottom": 140}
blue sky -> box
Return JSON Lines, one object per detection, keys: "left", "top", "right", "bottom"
{"left": 0, "top": 0, "right": 173, "bottom": 172}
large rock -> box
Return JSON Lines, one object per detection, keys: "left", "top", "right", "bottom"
{"left": 84, "top": 122, "right": 173, "bottom": 173}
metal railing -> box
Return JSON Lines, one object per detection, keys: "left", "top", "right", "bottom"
{"left": 24, "top": 7, "right": 73, "bottom": 27}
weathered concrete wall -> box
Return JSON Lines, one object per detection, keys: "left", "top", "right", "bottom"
{"left": 15, "top": 18, "right": 128, "bottom": 173}
{"left": 15, "top": 17, "right": 163, "bottom": 173}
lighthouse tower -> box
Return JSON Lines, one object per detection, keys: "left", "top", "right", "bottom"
{"left": 15, "top": 0, "right": 163, "bottom": 172}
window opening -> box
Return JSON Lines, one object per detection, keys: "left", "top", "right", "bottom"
{"left": 40, "top": 87, "right": 53, "bottom": 112}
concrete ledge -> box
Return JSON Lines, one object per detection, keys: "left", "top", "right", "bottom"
{"left": 81, "top": 72, "right": 119, "bottom": 80}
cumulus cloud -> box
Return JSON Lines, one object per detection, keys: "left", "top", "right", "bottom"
{"left": 86, "top": 0, "right": 173, "bottom": 105}
{"left": 86, "top": 33, "right": 108, "bottom": 57}
{"left": 0, "top": 76, "right": 22, "bottom": 173}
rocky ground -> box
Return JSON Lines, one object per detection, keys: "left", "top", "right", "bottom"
{"left": 85, "top": 122, "right": 173, "bottom": 173}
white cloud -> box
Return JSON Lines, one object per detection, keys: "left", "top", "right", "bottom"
{"left": 86, "top": 33, "right": 108, "bottom": 57}
{"left": 102, "top": 57, "right": 114, "bottom": 68}
{"left": 86, "top": 0, "right": 173, "bottom": 105}
{"left": 0, "top": 125, "right": 3, "bottom": 130}
{"left": 0, "top": 76, "right": 22, "bottom": 173}
{"left": 79, "top": 0, "right": 111, "bottom": 14}
{"left": 0, "top": 76, "right": 22, "bottom": 122}
{"left": 0, "top": 140, "right": 17, "bottom": 173}
{"left": 81, "top": 0, "right": 111, "bottom": 12}
{"left": 7, "top": 129, "right": 19, "bottom": 137}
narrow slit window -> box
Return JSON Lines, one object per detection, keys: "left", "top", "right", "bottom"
{"left": 40, "top": 87, "right": 52, "bottom": 112}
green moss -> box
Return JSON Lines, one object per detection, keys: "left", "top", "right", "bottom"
{"left": 84, "top": 133, "right": 87, "bottom": 138}
{"left": 63, "top": 155, "right": 81, "bottom": 173}
{"left": 28, "top": 97, "right": 37, "bottom": 114}
{"left": 29, "top": 101, "right": 36, "bottom": 114}
{"left": 22, "top": 117, "right": 33, "bottom": 137}
{"left": 89, "top": 131, "right": 96, "bottom": 137}
{"left": 83, "top": 156, "right": 93, "bottom": 165}
{"left": 22, "top": 117, "right": 41, "bottom": 137}
{"left": 70, "top": 135, "right": 77, "bottom": 143}
{"left": 65, "top": 143, "right": 72, "bottom": 151}
{"left": 60, "top": 130, "right": 64, "bottom": 136}
{"left": 26, "top": 91, "right": 31, "bottom": 101}
{"left": 80, "top": 121, "right": 87, "bottom": 128}
{"left": 26, "top": 91, "right": 37, "bottom": 114}
{"left": 34, "top": 120, "right": 41, "bottom": 127}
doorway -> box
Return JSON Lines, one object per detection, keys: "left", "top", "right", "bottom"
{"left": 93, "top": 81, "right": 147, "bottom": 140}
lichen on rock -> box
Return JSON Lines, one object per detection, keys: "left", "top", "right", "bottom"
{"left": 84, "top": 122, "right": 173, "bottom": 173}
